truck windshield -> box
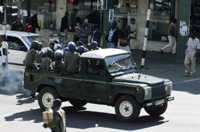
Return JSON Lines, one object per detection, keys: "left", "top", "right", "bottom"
{"left": 22, "top": 36, "right": 49, "bottom": 48}
{"left": 105, "top": 53, "right": 135, "bottom": 74}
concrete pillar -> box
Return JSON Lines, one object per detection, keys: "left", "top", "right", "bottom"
{"left": 136, "top": 0, "right": 149, "bottom": 49}
{"left": 56, "top": 0, "right": 67, "bottom": 30}
{"left": 176, "top": 0, "right": 191, "bottom": 63}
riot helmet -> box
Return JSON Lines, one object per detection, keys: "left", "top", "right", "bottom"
{"left": 31, "top": 41, "right": 41, "bottom": 50}
{"left": 54, "top": 50, "right": 63, "bottom": 61}
{"left": 68, "top": 42, "right": 76, "bottom": 52}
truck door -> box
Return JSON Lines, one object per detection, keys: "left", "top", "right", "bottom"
{"left": 81, "top": 59, "right": 109, "bottom": 103}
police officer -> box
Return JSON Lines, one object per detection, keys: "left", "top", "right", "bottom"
{"left": 23, "top": 41, "right": 40, "bottom": 69}
{"left": 35, "top": 43, "right": 43, "bottom": 65}
{"left": 40, "top": 49, "right": 53, "bottom": 71}
{"left": 77, "top": 46, "right": 87, "bottom": 55}
{"left": 64, "top": 42, "right": 80, "bottom": 74}
{"left": 51, "top": 50, "right": 65, "bottom": 75}
{"left": 89, "top": 41, "right": 101, "bottom": 51}
{"left": 43, "top": 99, "right": 66, "bottom": 132}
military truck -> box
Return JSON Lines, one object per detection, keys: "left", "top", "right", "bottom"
{"left": 24, "top": 48, "right": 174, "bottom": 122}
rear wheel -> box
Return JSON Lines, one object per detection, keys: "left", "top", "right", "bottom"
{"left": 69, "top": 99, "right": 87, "bottom": 108}
{"left": 115, "top": 95, "right": 141, "bottom": 122}
{"left": 145, "top": 102, "right": 168, "bottom": 116}
{"left": 38, "top": 87, "right": 58, "bottom": 111}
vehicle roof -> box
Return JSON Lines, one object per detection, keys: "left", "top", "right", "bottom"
{"left": 0, "top": 30, "right": 39, "bottom": 37}
{"left": 81, "top": 48, "right": 129, "bottom": 59}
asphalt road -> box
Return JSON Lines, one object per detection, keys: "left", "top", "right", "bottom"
{"left": 0, "top": 50, "right": 200, "bottom": 132}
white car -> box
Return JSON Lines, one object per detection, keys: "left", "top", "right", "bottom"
{"left": 0, "top": 31, "right": 49, "bottom": 71}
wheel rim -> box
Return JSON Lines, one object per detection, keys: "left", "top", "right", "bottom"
{"left": 119, "top": 101, "right": 133, "bottom": 117}
{"left": 42, "top": 92, "right": 54, "bottom": 108}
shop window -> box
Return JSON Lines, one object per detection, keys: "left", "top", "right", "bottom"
{"left": 148, "top": 0, "right": 175, "bottom": 41}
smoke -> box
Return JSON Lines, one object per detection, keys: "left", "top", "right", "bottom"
{"left": 0, "top": 70, "right": 31, "bottom": 95}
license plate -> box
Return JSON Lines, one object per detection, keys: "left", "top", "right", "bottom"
{"left": 155, "top": 99, "right": 164, "bottom": 105}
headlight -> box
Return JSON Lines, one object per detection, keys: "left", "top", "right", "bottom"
{"left": 144, "top": 86, "right": 152, "bottom": 100}
{"left": 165, "top": 81, "right": 173, "bottom": 95}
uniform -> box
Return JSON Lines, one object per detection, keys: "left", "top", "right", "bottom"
{"left": 23, "top": 49, "right": 37, "bottom": 69}
{"left": 40, "top": 57, "right": 52, "bottom": 71}
{"left": 35, "top": 50, "right": 43, "bottom": 64}
{"left": 51, "top": 61, "right": 65, "bottom": 74}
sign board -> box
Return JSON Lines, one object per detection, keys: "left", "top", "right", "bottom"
{"left": 108, "top": 9, "right": 114, "bottom": 23}
{"left": 180, "top": 21, "right": 189, "bottom": 36}
{"left": 97, "top": 0, "right": 107, "bottom": 10}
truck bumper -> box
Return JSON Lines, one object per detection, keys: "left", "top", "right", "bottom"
{"left": 143, "top": 96, "right": 174, "bottom": 107}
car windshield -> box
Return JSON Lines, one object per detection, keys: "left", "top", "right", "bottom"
{"left": 22, "top": 36, "right": 49, "bottom": 48}
{"left": 105, "top": 53, "right": 135, "bottom": 74}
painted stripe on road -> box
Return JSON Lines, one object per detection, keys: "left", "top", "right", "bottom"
{"left": 174, "top": 78, "right": 200, "bottom": 85}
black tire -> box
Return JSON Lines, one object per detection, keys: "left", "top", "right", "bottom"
{"left": 115, "top": 95, "right": 141, "bottom": 122}
{"left": 145, "top": 102, "right": 168, "bottom": 116}
{"left": 38, "top": 87, "right": 58, "bottom": 111}
{"left": 69, "top": 99, "right": 87, "bottom": 108}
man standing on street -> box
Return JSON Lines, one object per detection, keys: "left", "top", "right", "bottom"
{"left": 43, "top": 99, "right": 66, "bottom": 132}
{"left": 11, "top": 17, "right": 23, "bottom": 31}
{"left": 90, "top": 24, "right": 101, "bottom": 47}
{"left": 60, "top": 12, "right": 69, "bottom": 48}
{"left": 184, "top": 32, "right": 200, "bottom": 77}
{"left": 161, "top": 19, "right": 177, "bottom": 54}
{"left": 106, "top": 21, "right": 119, "bottom": 48}
{"left": 30, "top": 12, "right": 40, "bottom": 33}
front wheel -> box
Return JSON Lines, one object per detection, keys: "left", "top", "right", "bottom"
{"left": 144, "top": 102, "right": 168, "bottom": 116}
{"left": 38, "top": 87, "right": 58, "bottom": 111}
{"left": 115, "top": 95, "right": 141, "bottom": 122}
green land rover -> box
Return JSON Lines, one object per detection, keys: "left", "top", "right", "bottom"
{"left": 24, "top": 48, "right": 174, "bottom": 122}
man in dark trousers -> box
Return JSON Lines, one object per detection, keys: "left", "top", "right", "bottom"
{"left": 11, "top": 17, "right": 23, "bottom": 31}
{"left": 106, "top": 21, "right": 119, "bottom": 48}
{"left": 43, "top": 99, "right": 66, "bottom": 132}
{"left": 60, "top": 12, "right": 69, "bottom": 48}
{"left": 90, "top": 24, "right": 101, "bottom": 47}
{"left": 30, "top": 13, "right": 40, "bottom": 33}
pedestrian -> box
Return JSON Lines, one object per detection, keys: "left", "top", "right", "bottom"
{"left": 30, "top": 12, "right": 40, "bottom": 33}
{"left": 69, "top": 9, "right": 78, "bottom": 31}
{"left": 73, "top": 22, "right": 82, "bottom": 43}
{"left": 119, "top": 25, "right": 131, "bottom": 52}
{"left": 60, "top": 12, "right": 69, "bottom": 48}
{"left": 90, "top": 24, "right": 101, "bottom": 47}
{"left": 64, "top": 42, "right": 80, "bottom": 74}
{"left": 43, "top": 99, "right": 66, "bottom": 132}
{"left": 161, "top": 18, "right": 177, "bottom": 54}
{"left": 40, "top": 49, "right": 53, "bottom": 71}
{"left": 11, "top": 17, "right": 24, "bottom": 31}
{"left": 184, "top": 32, "right": 200, "bottom": 77}
{"left": 105, "top": 21, "right": 119, "bottom": 48}
{"left": 77, "top": 23, "right": 90, "bottom": 47}
{"left": 23, "top": 41, "right": 40, "bottom": 70}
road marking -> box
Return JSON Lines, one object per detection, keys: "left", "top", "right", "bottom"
{"left": 174, "top": 78, "right": 200, "bottom": 85}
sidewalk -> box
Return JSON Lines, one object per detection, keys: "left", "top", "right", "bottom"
{"left": 131, "top": 49, "right": 200, "bottom": 85}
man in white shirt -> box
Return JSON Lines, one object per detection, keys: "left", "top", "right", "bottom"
{"left": 184, "top": 32, "right": 200, "bottom": 76}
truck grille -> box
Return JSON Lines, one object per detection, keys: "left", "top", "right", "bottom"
{"left": 152, "top": 84, "right": 166, "bottom": 98}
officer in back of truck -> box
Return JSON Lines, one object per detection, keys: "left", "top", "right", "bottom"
{"left": 40, "top": 49, "right": 53, "bottom": 71}
{"left": 35, "top": 43, "right": 43, "bottom": 65}
{"left": 23, "top": 41, "right": 40, "bottom": 70}
{"left": 43, "top": 99, "right": 66, "bottom": 132}
{"left": 64, "top": 42, "right": 80, "bottom": 74}
{"left": 51, "top": 50, "right": 65, "bottom": 75}
{"left": 49, "top": 42, "right": 55, "bottom": 62}
{"left": 89, "top": 41, "right": 101, "bottom": 51}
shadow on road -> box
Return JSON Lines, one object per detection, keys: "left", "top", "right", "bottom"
{"left": 16, "top": 94, "right": 37, "bottom": 105}
{"left": 63, "top": 106, "right": 167, "bottom": 131}
{"left": 4, "top": 108, "right": 43, "bottom": 123}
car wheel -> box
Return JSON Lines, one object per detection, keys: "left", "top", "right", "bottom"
{"left": 38, "top": 87, "right": 58, "bottom": 111}
{"left": 144, "top": 102, "right": 168, "bottom": 116}
{"left": 115, "top": 95, "right": 141, "bottom": 122}
{"left": 69, "top": 99, "right": 87, "bottom": 108}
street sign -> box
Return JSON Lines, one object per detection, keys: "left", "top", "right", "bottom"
{"left": 108, "top": 9, "right": 114, "bottom": 23}
{"left": 97, "top": 0, "right": 107, "bottom": 10}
